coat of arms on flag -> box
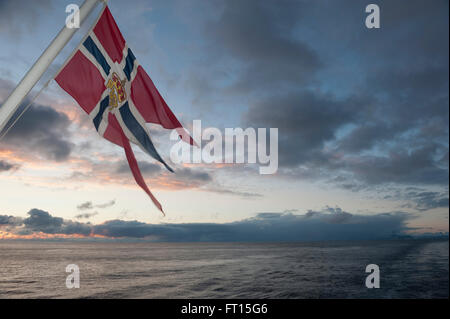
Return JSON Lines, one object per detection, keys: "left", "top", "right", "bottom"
{"left": 54, "top": 6, "right": 193, "bottom": 214}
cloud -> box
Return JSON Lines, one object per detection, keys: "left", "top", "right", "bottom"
{"left": 90, "top": 210, "right": 411, "bottom": 241}
{"left": 243, "top": 91, "right": 362, "bottom": 167}
{"left": 69, "top": 156, "right": 214, "bottom": 190}
{"left": 179, "top": 0, "right": 323, "bottom": 113}
{"left": 79, "top": 158, "right": 215, "bottom": 190}
{"left": 337, "top": 124, "right": 398, "bottom": 153}
{"left": 0, "top": 214, "right": 22, "bottom": 226}
{"left": 149, "top": 167, "right": 214, "bottom": 190}
{"left": 1, "top": 207, "right": 416, "bottom": 242}
{"left": 241, "top": 67, "right": 448, "bottom": 188}
{"left": 77, "top": 200, "right": 116, "bottom": 211}
{"left": 205, "top": 187, "right": 262, "bottom": 198}
{"left": 96, "top": 200, "right": 116, "bottom": 209}
{"left": 1, "top": 103, "right": 74, "bottom": 162}
{"left": 116, "top": 161, "right": 161, "bottom": 176}
{"left": 174, "top": 167, "right": 212, "bottom": 183}
{"left": 205, "top": 0, "right": 321, "bottom": 93}
{"left": 22, "top": 209, "right": 64, "bottom": 234}
{"left": 77, "top": 201, "right": 93, "bottom": 211}
{"left": 21, "top": 209, "right": 91, "bottom": 236}
{"left": 402, "top": 191, "right": 449, "bottom": 211}
{"left": 347, "top": 145, "right": 449, "bottom": 186}
{"left": 0, "top": 160, "right": 18, "bottom": 172}
{"left": 75, "top": 212, "right": 98, "bottom": 220}
{"left": 196, "top": 0, "right": 448, "bottom": 192}
{"left": 88, "top": 208, "right": 413, "bottom": 241}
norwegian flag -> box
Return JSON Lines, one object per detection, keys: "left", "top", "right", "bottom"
{"left": 55, "top": 6, "right": 193, "bottom": 214}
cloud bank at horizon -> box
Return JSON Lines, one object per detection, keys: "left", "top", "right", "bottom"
{"left": 0, "top": 207, "right": 429, "bottom": 241}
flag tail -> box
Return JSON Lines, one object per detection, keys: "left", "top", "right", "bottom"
{"left": 112, "top": 115, "right": 165, "bottom": 215}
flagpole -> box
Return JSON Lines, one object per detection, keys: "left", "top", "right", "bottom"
{"left": 0, "top": 0, "right": 101, "bottom": 135}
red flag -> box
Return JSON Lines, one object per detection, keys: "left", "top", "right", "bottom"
{"left": 55, "top": 6, "right": 193, "bottom": 213}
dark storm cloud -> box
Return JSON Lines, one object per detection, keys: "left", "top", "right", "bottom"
{"left": 1, "top": 103, "right": 74, "bottom": 161}
{"left": 337, "top": 124, "right": 397, "bottom": 153}
{"left": 205, "top": 0, "right": 321, "bottom": 93}
{"left": 360, "top": 0, "right": 449, "bottom": 68}
{"left": 244, "top": 91, "right": 363, "bottom": 167}
{"left": 226, "top": 0, "right": 449, "bottom": 190}
{"left": 341, "top": 66, "right": 449, "bottom": 156}
{"left": 348, "top": 144, "right": 448, "bottom": 186}
{"left": 184, "top": 0, "right": 323, "bottom": 107}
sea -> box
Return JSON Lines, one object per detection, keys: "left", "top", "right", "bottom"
{"left": 0, "top": 239, "right": 448, "bottom": 299}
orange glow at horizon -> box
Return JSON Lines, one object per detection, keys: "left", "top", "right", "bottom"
{"left": 0, "top": 230, "right": 110, "bottom": 240}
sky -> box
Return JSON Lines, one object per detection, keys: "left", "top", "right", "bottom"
{"left": 0, "top": 0, "right": 448, "bottom": 241}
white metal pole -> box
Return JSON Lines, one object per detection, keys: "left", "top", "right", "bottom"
{"left": 0, "top": 0, "right": 101, "bottom": 134}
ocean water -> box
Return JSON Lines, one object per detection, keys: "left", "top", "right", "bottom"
{"left": 0, "top": 239, "right": 448, "bottom": 299}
